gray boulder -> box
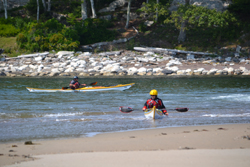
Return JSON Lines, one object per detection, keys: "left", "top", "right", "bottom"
{"left": 169, "top": 0, "right": 230, "bottom": 12}
{"left": 0, "top": 48, "right": 4, "bottom": 55}
{"left": 99, "top": 0, "right": 126, "bottom": 13}
{"left": 162, "top": 69, "right": 174, "bottom": 75}
{"left": 0, "top": 72, "right": 6, "bottom": 76}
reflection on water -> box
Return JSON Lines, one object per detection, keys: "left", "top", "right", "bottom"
{"left": 0, "top": 76, "right": 250, "bottom": 142}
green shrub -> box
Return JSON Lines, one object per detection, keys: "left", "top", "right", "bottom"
{"left": 43, "top": 18, "right": 64, "bottom": 33}
{"left": 29, "top": 43, "right": 40, "bottom": 52}
{"left": 40, "top": 42, "right": 49, "bottom": 51}
{"left": 49, "top": 33, "right": 64, "bottom": 43}
{"left": 67, "top": 13, "right": 77, "bottom": 26}
{"left": 126, "top": 39, "right": 135, "bottom": 50}
{"left": 71, "top": 1, "right": 81, "bottom": 18}
{"left": 14, "top": 17, "right": 29, "bottom": 30}
{"left": 138, "top": 22, "right": 147, "bottom": 32}
{"left": 16, "top": 33, "right": 27, "bottom": 44}
{"left": 16, "top": 19, "right": 80, "bottom": 52}
{"left": 61, "top": 28, "right": 79, "bottom": 41}
{"left": 0, "top": 17, "right": 29, "bottom": 32}
{"left": 0, "top": 18, "right": 15, "bottom": 25}
{"left": 0, "top": 24, "right": 20, "bottom": 37}
{"left": 14, "top": 17, "right": 117, "bottom": 52}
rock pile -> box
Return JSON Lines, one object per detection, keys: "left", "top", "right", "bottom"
{"left": 0, "top": 48, "right": 249, "bottom": 77}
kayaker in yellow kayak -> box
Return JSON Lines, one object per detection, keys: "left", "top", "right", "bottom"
{"left": 142, "top": 89, "right": 168, "bottom": 116}
{"left": 69, "top": 76, "right": 86, "bottom": 89}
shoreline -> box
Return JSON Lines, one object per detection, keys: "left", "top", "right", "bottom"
{"left": 0, "top": 122, "right": 248, "bottom": 144}
{"left": 1, "top": 50, "right": 250, "bottom": 78}
{"left": 1, "top": 123, "right": 250, "bottom": 167}
{"left": 1, "top": 74, "right": 250, "bottom": 79}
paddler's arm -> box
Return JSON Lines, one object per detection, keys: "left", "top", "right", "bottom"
{"left": 162, "top": 109, "right": 168, "bottom": 116}
{"left": 159, "top": 100, "right": 168, "bottom": 116}
{"left": 76, "top": 82, "right": 86, "bottom": 88}
{"left": 80, "top": 83, "right": 86, "bottom": 87}
{"left": 142, "top": 101, "right": 148, "bottom": 111}
{"left": 69, "top": 81, "right": 75, "bottom": 88}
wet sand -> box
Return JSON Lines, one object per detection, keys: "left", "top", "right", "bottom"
{"left": 1, "top": 124, "right": 250, "bottom": 167}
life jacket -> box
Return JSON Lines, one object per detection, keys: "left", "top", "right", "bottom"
{"left": 146, "top": 98, "right": 163, "bottom": 108}
{"left": 73, "top": 82, "right": 80, "bottom": 89}
{"left": 143, "top": 98, "right": 167, "bottom": 114}
{"left": 70, "top": 80, "right": 80, "bottom": 89}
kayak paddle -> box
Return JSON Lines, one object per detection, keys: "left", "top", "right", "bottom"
{"left": 119, "top": 106, "right": 134, "bottom": 113}
{"left": 62, "top": 82, "right": 97, "bottom": 90}
{"left": 119, "top": 106, "right": 188, "bottom": 113}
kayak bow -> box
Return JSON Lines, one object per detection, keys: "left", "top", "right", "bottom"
{"left": 144, "top": 106, "right": 164, "bottom": 119}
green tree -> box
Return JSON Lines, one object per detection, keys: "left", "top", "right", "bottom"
{"left": 166, "top": 4, "right": 237, "bottom": 43}
{"left": 139, "top": 1, "right": 170, "bottom": 23}
{"left": 140, "top": 1, "right": 237, "bottom": 44}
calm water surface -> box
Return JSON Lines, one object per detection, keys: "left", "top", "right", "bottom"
{"left": 0, "top": 76, "right": 250, "bottom": 142}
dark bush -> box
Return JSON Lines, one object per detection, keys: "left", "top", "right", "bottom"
{"left": 75, "top": 18, "right": 117, "bottom": 45}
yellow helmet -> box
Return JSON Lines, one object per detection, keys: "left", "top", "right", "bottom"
{"left": 149, "top": 89, "right": 158, "bottom": 96}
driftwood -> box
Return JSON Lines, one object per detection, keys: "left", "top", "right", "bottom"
{"left": 134, "top": 47, "right": 214, "bottom": 56}
{"left": 17, "top": 52, "right": 50, "bottom": 58}
{"left": 98, "top": 51, "right": 123, "bottom": 56}
{"left": 82, "top": 38, "right": 129, "bottom": 50}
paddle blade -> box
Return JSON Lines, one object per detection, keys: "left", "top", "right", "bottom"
{"left": 90, "top": 82, "right": 97, "bottom": 86}
{"left": 119, "top": 106, "right": 133, "bottom": 113}
{"left": 175, "top": 108, "right": 189, "bottom": 112}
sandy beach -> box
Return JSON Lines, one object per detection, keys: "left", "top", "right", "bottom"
{"left": 1, "top": 123, "right": 250, "bottom": 167}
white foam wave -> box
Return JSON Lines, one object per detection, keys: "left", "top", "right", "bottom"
{"left": 211, "top": 94, "right": 250, "bottom": 101}
{"left": 56, "top": 118, "right": 85, "bottom": 122}
{"left": 84, "top": 132, "right": 101, "bottom": 137}
{"left": 203, "top": 113, "right": 250, "bottom": 118}
{"left": 44, "top": 112, "right": 84, "bottom": 117}
{"left": 56, "top": 119, "right": 69, "bottom": 122}
{"left": 0, "top": 113, "right": 21, "bottom": 118}
{"left": 131, "top": 117, "right": 146, "bottom": 120}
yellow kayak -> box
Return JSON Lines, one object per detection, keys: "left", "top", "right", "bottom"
{"left": 26, "top": 83, "right": 135, "bottom": 92}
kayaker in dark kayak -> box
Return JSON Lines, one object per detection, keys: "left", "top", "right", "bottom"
{"left": 142, "top": 89, "right": 168, "bottom": 116}
{"left": 69, "top": 76, "right": 86, "bottom": 89}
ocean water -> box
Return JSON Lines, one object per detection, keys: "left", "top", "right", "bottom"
{"left": 0, "top": 76, "right": 250, "bottom": 142}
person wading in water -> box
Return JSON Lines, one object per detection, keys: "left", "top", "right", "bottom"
{"left": 142, "top": 89, "right": 168, "bottom": 116}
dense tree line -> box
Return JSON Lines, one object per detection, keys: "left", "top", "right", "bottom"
{"left": 0, "top": 0, "right": 249, "bottom": 53}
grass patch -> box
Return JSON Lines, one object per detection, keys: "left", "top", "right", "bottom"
{"left": 175, "top": 45, "right": 186, "bottom": 51}
{"left": 144, "top": 30, "right": 152, "bottom": 35}
{"left": 0, "top": 37, "right": 25, "bottom": 57}
{"left": 0, "top": 37, "right": 17, "bottom": 48}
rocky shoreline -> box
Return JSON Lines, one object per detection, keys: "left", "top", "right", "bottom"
{"left": 0, "top": 47, "right": 250, "bottom": 77}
